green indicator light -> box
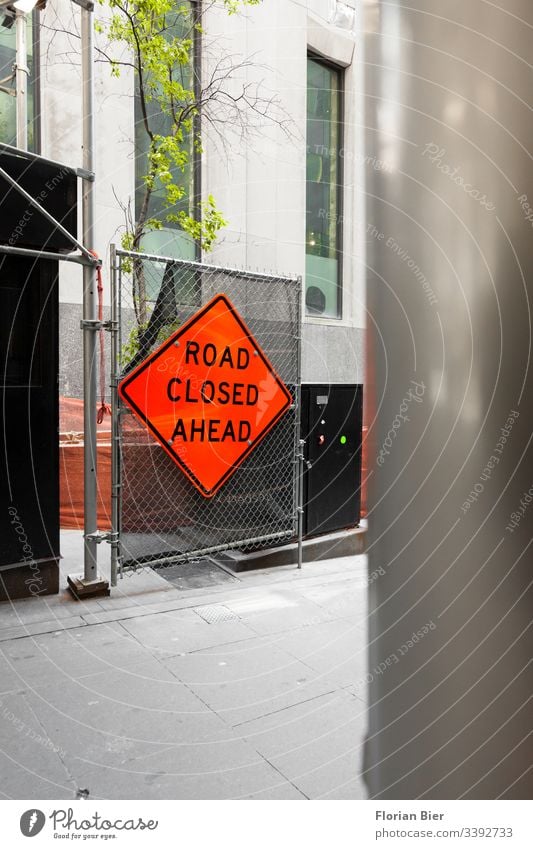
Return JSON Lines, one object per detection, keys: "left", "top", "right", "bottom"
{"left": 340, "top": 435, "right": 347, "bottom": 445}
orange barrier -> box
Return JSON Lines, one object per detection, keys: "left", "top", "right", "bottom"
{"left": 59, "top": 438, "right": 111, "bottom": 530}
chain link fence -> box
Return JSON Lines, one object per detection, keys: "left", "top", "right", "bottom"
{"left": 110, "top": 247, "right": 302, "bottom": 577}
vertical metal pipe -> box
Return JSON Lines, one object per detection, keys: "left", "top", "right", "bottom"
{"left": 32, "top": 8, "right": 41, "bottom": 154}
{"left": 81, "top": 4, "right": 98, "bottom": 583}
{"left": 297, "top": 440, "right": 304, "bottom": 570}
{"left": 364, "top": 0, "right": 533, "bottom": 798}
{"left": 110, "top": 244, "right": 119, "bottom": 587}
{"left": 295, "top": 275, "right": 304, "bottom": 570}
{"left": 15, "top": 12, "right": 28, "bottom": 151}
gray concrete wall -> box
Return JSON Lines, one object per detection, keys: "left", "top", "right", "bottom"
{"left": 302, "top": 324, "right": 364, "bottom": 385}
{"left": 59, "top": 302, "right": 111, "bottom": 402}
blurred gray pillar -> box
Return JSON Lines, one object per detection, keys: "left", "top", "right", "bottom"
{"left": 363, "top": 0, "right": 533, "bottom": 798}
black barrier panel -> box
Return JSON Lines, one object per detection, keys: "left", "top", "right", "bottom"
{"left": 301, "top": 384, "right": 362, "bottom": 536}
{"left": 0, "top": 255, "right": 59, "bottom": 594}
{"left": 0, "top": 150, "right": 77, "bottom": 253}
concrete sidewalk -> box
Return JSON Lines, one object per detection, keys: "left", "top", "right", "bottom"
{"left": 0, "top": 532, "right": 368, "bottom": 800}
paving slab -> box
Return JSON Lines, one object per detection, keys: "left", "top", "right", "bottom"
{"left": 236, "top": 690, "right": 368, "bottom": 800}
{"left": 120, "top": 607, "right": 258, "bottom": 657}
{"left": 0, "top": 615, "right": 88, "bottom": 643}
{"left": 0, "top": 621, "right": 161, "bottom": 690}
{"left": 0, "top": 692, "right": 77, "bottom": 799}
{"left": 222, "top": 589, "right": 335, "bottom": 637}
{"left": 68, "top": 750, "right": 302, "bottom": 800}
{"left": 161, "top": 636, "right": 314, "bottom": 686}
{"left": 0, "top": 594, "right": 84, "bottom": 627}
{"left": 280, "top": 618, "right": 367, "bottom": 689}
{"left": 24, "top": 685, "right": 234, "bottom": 761}
{"left": 298, "top": 582, "right": 367, "bottom": 616}
{"left": 164, "top": 639, "right": 338, "bottom": 727}
{"left": 19, "top": 678, "right": 243, "bottom": 799}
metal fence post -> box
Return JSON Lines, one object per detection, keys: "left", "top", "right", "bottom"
{"left": 110, "top": 244, "right": 120, "bottom": 586}
{"left": 296, "top": 275, "right": 304, "bottom": 570}
{"left": 297, "top": 440, "right": 305, "bottom": 570}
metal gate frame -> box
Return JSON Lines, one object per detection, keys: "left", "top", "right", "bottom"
{"left": 109, "top": 245, "right": 303, "bottom": 584}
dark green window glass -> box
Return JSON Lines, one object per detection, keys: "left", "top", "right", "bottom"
{"left": 306, "top": 57, "right": 342, "bottom": 318}
{"left": 134, "top": 4, "right": 196, "bottom": 267}
{"left": 0, "top": 14, "right": 38, "bottom": 151}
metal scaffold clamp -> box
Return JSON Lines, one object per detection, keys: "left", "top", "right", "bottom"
{"left": 85, "top": 530, "right": 118, "bottom": 544}
{"left": 80, "top": 318, "right": 117, "bottom": 332}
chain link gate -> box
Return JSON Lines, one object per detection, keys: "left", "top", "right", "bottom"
{"left": 109, "top": 246, "right": 302, "bottom": 581}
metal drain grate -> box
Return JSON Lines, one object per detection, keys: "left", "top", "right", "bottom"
{"left": 193, "top": 604, "right": 239, "bottom": 624}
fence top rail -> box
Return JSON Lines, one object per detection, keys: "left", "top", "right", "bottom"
{"left": 114, "top": 246, "right": 300, "bottom": 285}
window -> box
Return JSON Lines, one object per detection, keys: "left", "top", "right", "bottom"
{"left": 0, "top": 13, "right": 39, "bottom": 151}
{"left": 306, "top": 56, "right": 343, "bottom": 319}
{"left": 134, "top": 3, "right": 197, "bottom": 268}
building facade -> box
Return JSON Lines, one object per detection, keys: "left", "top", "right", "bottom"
{"left": 1, "top": 0, "right": 363, "bottom": 396}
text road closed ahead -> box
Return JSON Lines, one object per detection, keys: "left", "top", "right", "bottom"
{"left": 118, "top": 294, "right": 293, "bottom": 497}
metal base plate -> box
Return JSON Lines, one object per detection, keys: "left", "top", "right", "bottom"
{"left": 67, "top": 574, "right": 110, "bottom": 599}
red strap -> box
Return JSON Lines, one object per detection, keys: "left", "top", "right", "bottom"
{"left": 90, "top": 251, "right": 111, "bottom": 425}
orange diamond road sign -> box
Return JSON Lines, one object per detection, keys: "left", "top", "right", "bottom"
{"left": 118, "top": 294, "right": 293, "bottom": 497}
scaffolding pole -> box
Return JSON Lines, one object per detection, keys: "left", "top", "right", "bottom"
{"left": 67, "top": 0, "right": 109, "bottom": 598}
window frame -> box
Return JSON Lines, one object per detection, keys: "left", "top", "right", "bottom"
{"left": 0, "top": 11, "right": 41, "bottom": 152}
{"left": 305, "top": 51, "right": 345, "bottom": 321}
